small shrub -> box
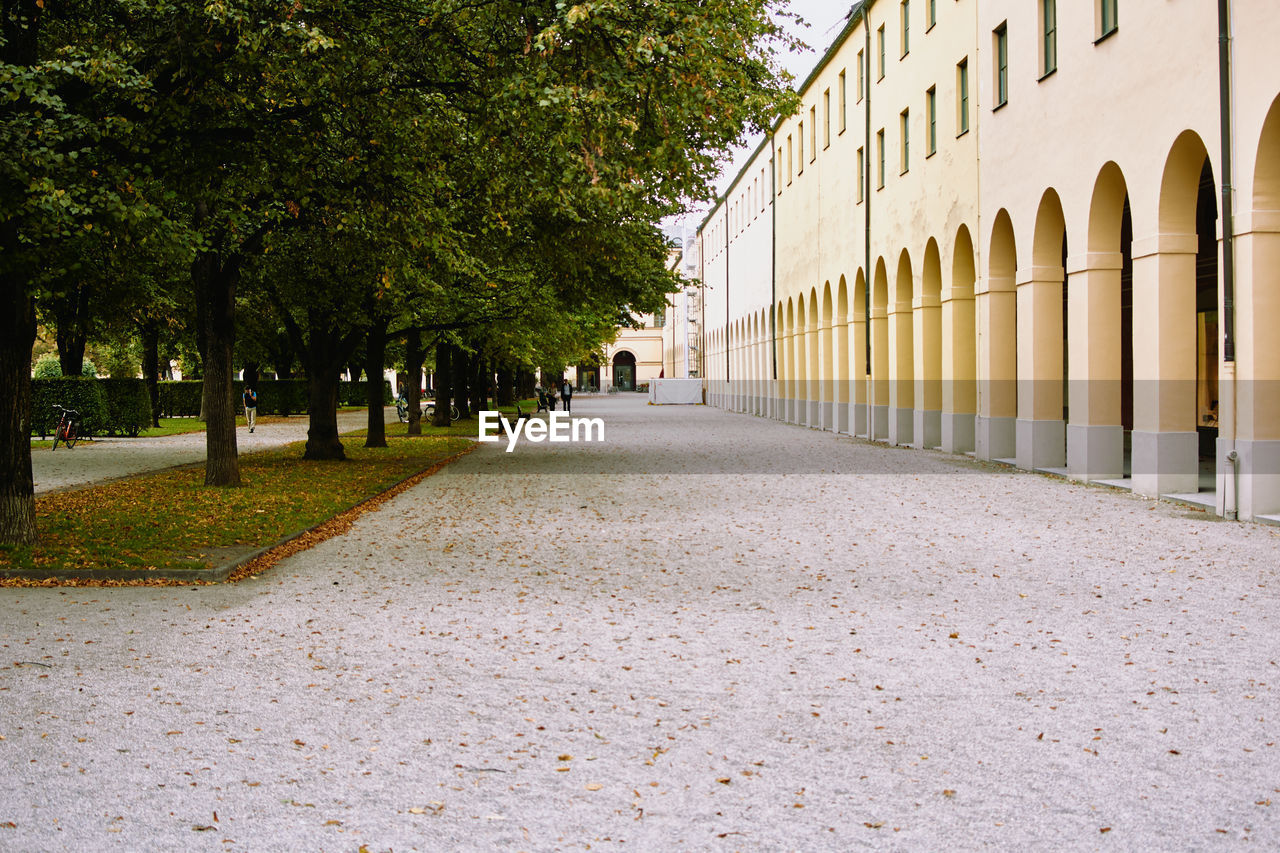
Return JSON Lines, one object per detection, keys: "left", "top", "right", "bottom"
{"left": 32, "top": 354, "right": 62, "bottom": 379}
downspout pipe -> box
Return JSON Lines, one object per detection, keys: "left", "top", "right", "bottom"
{"left": 862, "top": 3, "right": 874, "bottom": 440}
{"left": 1218, "top": 0, "right": 1239, "bottom": 520}
{"left": 726, "top": 200, "right": 731, "bottom": 396}
{"left": 771, "top": 143, "right": 778, "bottom": 386}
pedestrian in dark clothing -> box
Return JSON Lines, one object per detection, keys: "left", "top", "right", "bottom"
{"left": 561, "top": 379, "right": 573, "bottom": 413}
{"left": 243, "top": 386, "right": 258, "bottom": 432}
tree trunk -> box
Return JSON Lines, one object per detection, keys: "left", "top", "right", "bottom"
{"left": 54, "top": 282, "right": 90, "bottom": 376}
{"left": 304, "top": 366, "right": 345, "bottom": 460}
{"left": 364, "top": 316, "right": 388, "bottom": 448}
{"left": 405, "top": 327, "right": 424, "bottom": 436}
{"left": 242, "top": 361, "right": 260, "bottom": 389}
{"left": 453, "top": 346, "right": 472, "bottom": 420}
{"left": 496, "top": 365, "right": 514, "bottom": 406}
{"left": 192, "top": 215, "right": 241, "bottom": 487}
{"left": 431, "top": 340, "right": 453, "bottom": 428}
{"left": 142, "top": 319, "right": 161, "bottom": 427}
{"left": 0, "top": 270, "right": 38, "bottom": 545}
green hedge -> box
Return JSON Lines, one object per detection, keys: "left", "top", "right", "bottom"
{"left": 30, "top": 378, "right": 109, "bottom": 438}
{"left": 157, "top": 378, "right": 391, "bottom": 418}
{"left": 98, "top": 378, "right": 153, "bottom": 437}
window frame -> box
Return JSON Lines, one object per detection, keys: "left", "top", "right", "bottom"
{"left": 927, "top": 0, "right": 936, "bottom": 31}
{"left": 900, "top": 108, "right": 910, "bottom": 174}
{"left": 957, "top": 58, "right": 970, "bottom": 136}
{"left": 876, "top": 128, "right": 886, "bottom": 189}
{"left": 839, "top": 70, "right": 848, "bottom": 132}
{"left": 901, "top": 0, "right": 910, "bottom": 58}
{"left": 809, "top": 106, "right": 817, "bottom": 161}
{"left": 994, "top": 23, "right": 1009, "bottom": 110}
{"left": 1097, "top": 0, "right": 1118, "bottom": 41}
{"left": 877, "top": 25, "right": 886, "bottom": 80}
{"left": 797, "top": 122, "right": 804, "bottom": 174}
{"left": 926, "top": 86, "right": 937, "bottom": 157}
{"left": 857, "top": 146, "right": 865, "bottom": 203}
{"left": 1040, "top": 0, "right": 1057, "bottom": 79}
{"left": 823, "top": 89, "right": 831, "bottom": 148}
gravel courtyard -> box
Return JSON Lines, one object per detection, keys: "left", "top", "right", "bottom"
{"left": 3, "top": 395, "right": 1279, "bottom": 851}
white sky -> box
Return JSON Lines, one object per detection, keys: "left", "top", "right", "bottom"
{"left": 668, "top": 1, "right": 859, "bottom": 237}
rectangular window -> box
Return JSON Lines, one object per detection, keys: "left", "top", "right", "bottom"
{"left": 777, "top": 146, "right": 784, "bottom": 192}
{"left": 928, "top": 0, "right": 936, "bottom": 30}
{"left": 856, "top": 51, "right": 865, "bottom": 101}
{"left": 901, "top": 0, "right": 910, "bottom": 57}
{"left": 839, "top": 70, "right": 848, "bottom": 130}
{"left": 1041, "top": 0, "right": 1057, "bottom": 76}
{"left": 1100, "top": 0, "right": 1118, "bottom": 38}
{"left": 787, "top": 134, "right": 793, "bottom": 184}
{"left": 857, "top": 146, "right": 865, "bottom": 202}
{"left": 926, "top": 86, "right": 937, "bottom": 155}
{"left": 876, "top": 129, "right": 885, "bottom": 189}
{"left": 900, "top": 109, "right": 909, "bottom": 174}
{"left": 877, "top": 26, "right": 886, "bottom": 80}
{"left": 797, "top": 123, "right": 804, "bottom": 174}
{"left": 823, "top": 89, "right": 831, "bottom": 148}
{"left": 957, "top": 58, "right": 969, "bottom": 134}
{"left": 809, "top": 106, "right": 817, "bottom": 161}
{"left": 994, "top": 23, "right": 1008, "bottom": 108}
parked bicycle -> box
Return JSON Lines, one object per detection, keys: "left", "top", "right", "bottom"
{"left": 396, "top": 395, "right": 459, "bottom": 423}
{"left": 51, "top": 404, "right": 79, "bottom": 450}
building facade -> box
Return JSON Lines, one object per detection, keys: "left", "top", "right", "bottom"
{"left": 698, "top": 0, "right": 1280, "bottom": 522}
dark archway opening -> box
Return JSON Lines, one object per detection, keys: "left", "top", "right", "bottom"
{"left": 612, "top": 350, "right": 637, "bottom": 392}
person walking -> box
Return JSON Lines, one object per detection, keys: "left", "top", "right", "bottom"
{"left": 243, "top": 386, "right": 258, "bottom": 433}
{"left": 561, "top": 378, "right": 573, "bottom": 413}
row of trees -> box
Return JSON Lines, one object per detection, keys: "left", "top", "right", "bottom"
{"left": 0, "top": 0, "right": 801, "bottom": 545}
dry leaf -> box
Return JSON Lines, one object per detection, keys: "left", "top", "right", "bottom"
{"left": 585, "top": 783, "right": 603, "bottom": 791}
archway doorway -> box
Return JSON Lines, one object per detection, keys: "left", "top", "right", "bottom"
{"left": 613, "top": 350, "right": 637, "bottom": 392}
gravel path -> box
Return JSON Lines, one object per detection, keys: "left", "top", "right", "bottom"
{"left": 3, "top": 395, "right": 1280, "bottom": 851}
{"left": 31, "top": 409, "right": 384, "bottom": 494}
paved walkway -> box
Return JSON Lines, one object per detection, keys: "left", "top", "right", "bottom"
{"left": 31, "top": 408, "right": 385, "bottom": 494}
{"left": 3, "top": 395, "right": 1280, "bottom": 850}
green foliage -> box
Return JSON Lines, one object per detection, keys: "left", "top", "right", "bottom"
{"left": 338, "top": 380, "right": 391, "bottom": 408}
{"left": 80, "top": 358, "right": 98, "bottom": 377}
{"left": 30, "top": 378, "right": 109, "bottom": 438}
{"left": 32, "top": 355, "right": 62, "bottom": 380}
{"left": 98, "top": 379, "right": 153, "bottom": 437}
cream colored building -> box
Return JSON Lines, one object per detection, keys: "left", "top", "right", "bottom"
{"left": 698, "top": 0, "right": 1280, "bottom": 523}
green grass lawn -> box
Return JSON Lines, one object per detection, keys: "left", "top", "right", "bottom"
{"left": 1, "top": 434, "right": 473, "bottom": 583}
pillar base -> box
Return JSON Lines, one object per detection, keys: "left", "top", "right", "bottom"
{"left": 1067, "top": 424, "right": 1124, "bottom": 482}
{"left": 889, "top": 407, "right": 914, "bottom": 446}
{"left": 1017, "top": 418, "right": 1066, "bottom": 470}
{"left": 976, "top": 416, "right": 1016, "bottom": 461}
{"left": 870, "top": 405, "right": 890, "bottom": 441}
{"left": 1131, "top": 430, "right": 1199, "bottom": 496}
{"left": 914, "top": 409, "right": 942, "bottom": 450}
{"left": 1219, "top": 438, "right": 1280, "bottom": 521}
{"left": 942, "top": 412, "right": 975, "bottom": 455}
{"left": 853, "top": 403, "right": 868, "bottom": 437}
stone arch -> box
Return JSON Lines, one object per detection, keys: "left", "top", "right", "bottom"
{"left": 821, "top": 281, "right": 835, "bottom": 429}
{"left": 979, "top": 209, "right": 1018, "bottom": 460}
{"left": 835, "top": 275, "right": 850, "bottom": 432}
{"left": 1246, "top": 95, "right": 1280, "bottom": 462}
{"left": 1018, "top": 188, "right": 1068, "bottom": 469}
{"left": 890, "top": 248, "right": 915, "bottom": 444}
{"left": 943, "top": 224, "right": 977, "bottom": 453}
{"left": 870, "top": 258, "right": 890, "bottom": 438}
{"left": 807, "top": 285, "right": 820, "bottom": 426}
{"left": 1069, "top": 161, "right": 1134, "bottom": 481}
{"left": 1130, "top": 130, "right": 1217, "bottom": 495}
{"left": 916, "top": 237, "right": 943, "bottom": 448}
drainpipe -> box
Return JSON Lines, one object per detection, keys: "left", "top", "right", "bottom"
{"left": 726, "top": 198, "right": 731, "bottom": 396}
{"left": 771, "top": 140, "right": 778, "bottom": 387}
{"left": 862, "top": 3, "right": 874, "bottom": 440}
{"left": 1218, "top": 0, "right": 1239, "bottom": 519}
